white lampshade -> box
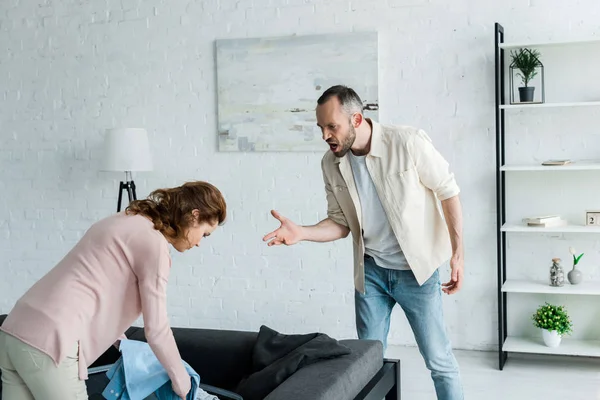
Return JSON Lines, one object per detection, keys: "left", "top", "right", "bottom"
{"left": 101, "top": 128, "right": 153, "bottom": 172}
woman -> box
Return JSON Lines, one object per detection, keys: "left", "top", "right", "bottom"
{"left": 0, "top": 180, "right": 226, "bottom": 399}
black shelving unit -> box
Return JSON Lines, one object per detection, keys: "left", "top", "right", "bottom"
{"left": 494, "top": 21, "right": 508, "bottom": 371}
{"left": 493, "top": 21, "right": 600, "bottom": 373}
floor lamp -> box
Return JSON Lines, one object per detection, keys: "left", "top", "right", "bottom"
{"left": 101, "top": 128, "right": 153, "bottom": 212}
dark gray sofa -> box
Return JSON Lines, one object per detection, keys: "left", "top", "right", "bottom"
{"left": 0, "top": 314, "right": 400, "bottom": 399}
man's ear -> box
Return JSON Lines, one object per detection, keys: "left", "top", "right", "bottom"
{"left": 352, "top": 112, "right": 364, "bottom": 128}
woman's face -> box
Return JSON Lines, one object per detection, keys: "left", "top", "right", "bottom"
{"left": 171, "top": 212, "right": 218, "bottom": 252}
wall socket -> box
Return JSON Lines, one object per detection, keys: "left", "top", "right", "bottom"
{"left": 586, "top": 211, "right": 600, "bottom": 226}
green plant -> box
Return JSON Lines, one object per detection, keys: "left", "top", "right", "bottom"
{"left": 532, "top": 302, "right": 573, "bottom": 335}
{"left": 510, "top": 48, "right": 541, "bottom": 87}
{"left": 569, "top": 246, "right": 584, "bottom": 266}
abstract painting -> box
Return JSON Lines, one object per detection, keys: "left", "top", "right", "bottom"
{"left": 215, "top": 32, "right": 379, "bottom": 152}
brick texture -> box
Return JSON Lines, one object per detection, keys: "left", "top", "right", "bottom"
{"left": 1, "top": 0, "right": 600, "bottom": 350}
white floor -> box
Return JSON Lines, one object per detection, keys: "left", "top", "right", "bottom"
{"left": 385, "top": 345, "right": 600, "bottom": 400}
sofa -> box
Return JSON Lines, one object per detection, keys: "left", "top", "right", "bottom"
{"left": 0, "top": 314, "right": 400, "bottom": 399}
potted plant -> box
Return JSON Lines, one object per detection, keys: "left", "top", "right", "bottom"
{"left": 568, "top": 247, "right": 584, "bottom": 284}
{"left": 531, "top": 302, "right": 573, "bottom": 347}
{"left": 510, "top": 47, "right": 542, "bottom": 102}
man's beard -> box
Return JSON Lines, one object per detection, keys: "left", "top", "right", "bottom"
{"left": 329, "top": 125, "right": 356, "bottom": 158}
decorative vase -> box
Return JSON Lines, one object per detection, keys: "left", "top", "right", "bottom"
{"left": 549, "top": 258, "right": 565, "bottom": 287}
{"left": 519, "top": 86, "right": 535, "bottom": 102}
{"left": 568, "top": 264, "right": 583, "bottom": 285}
{"left": 542, "top": 329, "right": 562, "bottom": 347}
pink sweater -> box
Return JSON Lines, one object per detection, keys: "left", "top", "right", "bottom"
{"left": 0, "top": 212, "right": 190, "bottom": 395}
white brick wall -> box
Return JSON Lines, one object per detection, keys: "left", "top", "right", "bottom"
{"left": 1, "top": 0, "right": 600, "bottom": 351}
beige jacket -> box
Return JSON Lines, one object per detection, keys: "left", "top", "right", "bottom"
{"left": 321, "top": 120, "right": 460, "bottom": 293}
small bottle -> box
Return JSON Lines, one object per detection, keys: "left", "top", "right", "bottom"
{"left": 549, "top": 257, "right": 565, "bottom": 287}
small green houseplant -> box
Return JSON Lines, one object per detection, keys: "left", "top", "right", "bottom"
{"left": 568, "top": 247, "right": 584, "bottom": 284}
{"left": 510, "top": 47, "right": 542, "bottom": 102}
{"left": 532, "top": 302, "right": 573, "bottom": 347}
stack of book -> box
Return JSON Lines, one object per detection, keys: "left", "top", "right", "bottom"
{"left": 541, "top": 159, "right": 571, "bottom": 166}
{"left": 522, "top": 215, "right": 567, "bottom": 227}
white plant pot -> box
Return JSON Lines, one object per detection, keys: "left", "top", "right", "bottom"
{"left": 542, "top": 329, "right": 562, "bottom": 347}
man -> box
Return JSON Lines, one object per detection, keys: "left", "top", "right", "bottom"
{"left": 263, "top": 85, "right": 464, "bottom": 399}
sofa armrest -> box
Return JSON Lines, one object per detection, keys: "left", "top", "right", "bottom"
{"left": 199, "top": 383, "right": 244, "bottom": 400}
{"left": 354, "top": 358, "right": 401, "bottom": 400}
{"left": 264, "top": 340, "right": 383, "bottom": 400}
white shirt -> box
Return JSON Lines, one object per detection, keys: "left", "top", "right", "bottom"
{"left": 348, "top": 151, "right": 410, "bottom": 270}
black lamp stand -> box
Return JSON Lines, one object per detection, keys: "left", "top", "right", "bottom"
{"left": 117, "top": 171, "right": 137, "bottom": 212}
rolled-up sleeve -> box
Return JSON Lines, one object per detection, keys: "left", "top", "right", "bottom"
{"left": 408, "top": 129, "right": 460, "bottom": 201}
{"left": 322, "top": 158, "right": 349, "bottom": 227}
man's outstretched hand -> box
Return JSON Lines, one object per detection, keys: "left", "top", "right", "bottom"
{"left": 263, "top": 210, "right": 303, "bottom": 246}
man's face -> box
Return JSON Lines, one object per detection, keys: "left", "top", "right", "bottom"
{"left": 316, "top": 97, "right": 356, "bottom": 158}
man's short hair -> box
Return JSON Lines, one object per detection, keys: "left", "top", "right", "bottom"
{"left": 317, "top": 85, "right": 364, "bottom": 116}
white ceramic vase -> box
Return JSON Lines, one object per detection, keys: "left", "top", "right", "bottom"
{"left": 542, "top": 329, "right": 562, "bottom": 347}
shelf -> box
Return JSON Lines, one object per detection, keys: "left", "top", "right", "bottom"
{"left": 499, "top": 38, "right": 600, "bottom": 49}
{"left": 501, "top": 162, "right": 600, "bottom": 171}
{"left": 501, "top": 223, "right": 600, "bottom": 233}
{"left": 494, "top": 23, "right": 600, "bottom": 369}
{"left": 499, "top": 101, "right": 600, "bottom": 109}
{"left": 502, "top": 279, "right": 600, "bottom": 296}
{"left": 503, "top": 336, "right": 600, "bottom": 357}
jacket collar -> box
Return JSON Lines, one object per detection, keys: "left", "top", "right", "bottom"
{"left": 334, "top": 119, "right": 383, "bottom": 164}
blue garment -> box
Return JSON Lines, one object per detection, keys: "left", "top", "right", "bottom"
{"left": 102, "top": 339, "right": 199, "bottom": 400}
{"left": 355, "top": 256, "right": 464, "bottom": 400}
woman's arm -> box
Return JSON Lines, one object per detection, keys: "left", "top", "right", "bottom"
{"left": 138, "top": 275, "right": 191, "bottom": 398}
{"left": 134, "top": 239, "right": 191, "bottom": 398}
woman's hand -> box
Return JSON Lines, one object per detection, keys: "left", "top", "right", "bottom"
{"left": 174, "top": 387, "right": 189, "bottom": 399}
{"left": 173, "top": 380, "right": 191, "bottom": 399}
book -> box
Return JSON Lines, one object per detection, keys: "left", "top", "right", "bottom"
{"left": 541, "top": 159, "right": 571, "bottom": 166}
{"left": 526, "top": 219, "right": 568, "bottom": 228}
{"left": 522, "top": 215, "right": 561, "bottom": 224}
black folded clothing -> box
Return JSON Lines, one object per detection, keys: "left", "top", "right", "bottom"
{"left": 236, "top": 325, "right": 352, "bottom": 400}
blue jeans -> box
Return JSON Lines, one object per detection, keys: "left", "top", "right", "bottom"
{"left": 355, "top": 255, "right": 463, "bottom": 400}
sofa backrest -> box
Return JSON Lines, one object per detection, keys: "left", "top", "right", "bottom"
{"left": 0, "top": 314, "right": 257, "bottom": 392}
{"left": 126, "top": 325, "right": 258, "bottom": 390}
